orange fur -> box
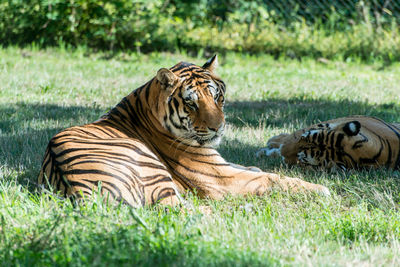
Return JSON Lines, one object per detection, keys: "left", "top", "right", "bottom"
{"left": 258, "top": 116, "right": 400, "bottom": 170}
{"left": 38, "top": 56, "right": 329, "bottom": 207}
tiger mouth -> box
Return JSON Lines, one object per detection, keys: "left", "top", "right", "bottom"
{"left": 183, "top": 130, "right": 222, "bottom": 146}
{"left": 195, "top": 134, "right": 221, "bottom": 145}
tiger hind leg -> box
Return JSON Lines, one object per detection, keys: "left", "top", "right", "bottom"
{"left": 141, "top": 175, "right": 216, "bottom": 214}
{"left": 142, "top": 174, "right": 184, "bottom": 206}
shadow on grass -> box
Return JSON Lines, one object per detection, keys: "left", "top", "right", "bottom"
{"left": 225, "top": 98, "right": 400, "bottom": 129}
{"left": 0, "top": 102, "right": 105, "bottom": 187}
{"left": 1, "top": 98, "right": 400, "bottom": 189}
{"left": 0, "top": 102, "right": 105, "bottom": 134}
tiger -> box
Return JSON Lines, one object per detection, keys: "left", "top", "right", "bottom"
{"left": 38, "top": 55, "right": 329, "bottom": 207}
{"left": 257, "top": 115, "right": 400, "bottom": 171}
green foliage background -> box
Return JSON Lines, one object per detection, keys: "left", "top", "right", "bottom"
{"left": 1, "top": 0, "right": 400, "bottom": 61}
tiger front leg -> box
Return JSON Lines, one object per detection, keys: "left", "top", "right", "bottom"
{"left": 265, "top": 172, "right": 330, "bottom": 195}
{"left": 201, "top": 165, "right": 331, "bottom": 200}
{"left": 226, "top": 171, "right": 331, "bottom": 197}
{"left": 256, "top": 133, "right": 290, "bottom": 158}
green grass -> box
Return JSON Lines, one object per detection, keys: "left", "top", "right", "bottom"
{"left": 1, "top": 47, "right": 400, "bottom": 266}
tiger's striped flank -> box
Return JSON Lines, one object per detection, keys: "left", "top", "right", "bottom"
{"left": 38, "top": 55, "right": 329, "bottom": 206}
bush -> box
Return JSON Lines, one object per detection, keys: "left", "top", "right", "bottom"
{"left": 0, "top": 0, "right": 399, "bottom": 62}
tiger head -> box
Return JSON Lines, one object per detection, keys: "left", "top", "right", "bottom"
{"left": 262, "top": 116, "right": 400, "bottom": 170}
{"left": 153, "top": 55, "right": 226, "bottom": 147}
{"left": 296, "top": 120, "right": 365, "bottom": 170}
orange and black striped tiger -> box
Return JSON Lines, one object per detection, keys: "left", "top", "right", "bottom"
{"left": 38, "top": 55, "right": 329, "bottom": 207}
{"left": 257, "top": 116, "right": 400, "bottom": 171}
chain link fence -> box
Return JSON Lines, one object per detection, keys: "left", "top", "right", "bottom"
{"left": 269, "top": 0, "right": 399, "bottom": 19}
{"left": 235, "top": 0, "right": 400, "bottom": 26}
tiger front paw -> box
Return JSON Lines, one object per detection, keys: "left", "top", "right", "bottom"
{"left": 281, "top": 176, "right": 331, "bottom": 196}
{"left": 255, "top": 145, "right": 282, "bottom": 158}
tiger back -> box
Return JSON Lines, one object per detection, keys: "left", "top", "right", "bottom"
{"left": 257, "top": 116, "right": 400, "bottom": 170}
{"left": 38, "top": 55, "right": 329, "bottom": 207}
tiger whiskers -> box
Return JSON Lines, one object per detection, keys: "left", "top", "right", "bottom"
{"left": 168, "top": 136, "right": 190, "bottom": 157}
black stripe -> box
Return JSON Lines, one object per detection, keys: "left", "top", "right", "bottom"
{"left": 385, "top": 139, "right": 392, "bottom": 167}
{"left": 54, "top": 147, "right": 107, "bottom": 158}
{"left": 328, "top": 131, "right": 336, "bottom": 161}
{"left": 151, "top": 186, "right": 177, "bottom": 203}
{"left": 144, "top": 81, "right": 152, "bottom": 102}
{"left": 68, "top": 156, "right": 164, "bottom": 173}
{"left": 141, "top": 174, "right": 167, "bottom": 182}
{"left": 335, "top": 133, "right": 344, "bottom": 148}
{"left": 55, "top": 171, "right": 62, "bottom": 192}
{"left": 171, "top": 63, "right": 194, "bottom": 72}
{"left": 69, "top": 181, "right": 93, "bottom": 191}
{"left": 90, "top": 124, "right": 120, "bottom": 138}
{"left": 334, "top": 133, "right": 344, "bottom": 163}
{"left": 90, "top": 125, "right": 119, "bottom": 138}
{"left": 144, "top": 176, "right": 173, "bottom": 187}
{"left": 62, "top": 169, "right": 131, "bottom": 188}
{"left": 73, "top": 128, "right": 99, "bottom": 138}
{"left": 98, "top": 181, "right": 120, "bottom": 200}
{"left": 172, "top": 98, "right": 181, "bottom": 113}
{"left": 65, "top": 160, "right": 140, "bottom": 193}
{"left": 381, "top": 122, "right": 400, "bottom": 168}
{"left": 168, "top": 98, "right": 175, "bottom": 116}
{"left": 48, "top": 148, "right": 58, "bottom": 186}
{"left": 367, "top": 117, "right": 400, "bottom": 169}
{"left": 53, "top": 141, "right": 159, "bottom": 162}
{"left": 317, "top": 131, "right": 324, "bottom": 145}
{"left": 40, "top": 148, "right": 52, "bottom": 174}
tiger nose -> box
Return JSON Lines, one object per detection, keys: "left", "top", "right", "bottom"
{"left": 208, "top": 113, "right": 225, "bottom": 132}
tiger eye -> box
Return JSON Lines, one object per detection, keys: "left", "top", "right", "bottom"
{"left": 185, "top": 99, "right": 197, "bottom": 110}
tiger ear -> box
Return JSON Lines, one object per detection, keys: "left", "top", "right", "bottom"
{"left": 202, "top": 54, "right": 218, "bottom": 72}
{"left": 343, "top": 121, "right": 361, "bottom": 136}
{"left": 156, "top": 68, "right": 178, "bottom": 91}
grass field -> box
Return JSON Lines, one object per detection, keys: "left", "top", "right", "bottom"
{"left": 1, "top": 47, "right": 400, "bottom": 266}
